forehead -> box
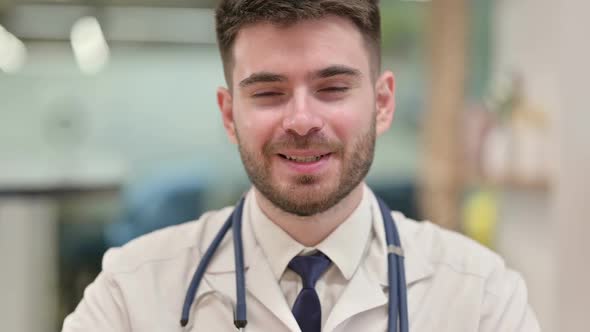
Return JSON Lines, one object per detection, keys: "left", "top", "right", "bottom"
{"left": 231, "top": 16, "right": 371, "bottom": 83}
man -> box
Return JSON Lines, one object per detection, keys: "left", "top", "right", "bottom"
{"left": 62, "top": 1, "right": 541, "bottom": 331}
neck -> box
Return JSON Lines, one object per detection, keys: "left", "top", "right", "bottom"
{"left": 254, "top": 183, "right": 365, "bottom": 247}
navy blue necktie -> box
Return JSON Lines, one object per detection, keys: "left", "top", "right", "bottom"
{"left": 288, "top": 251, "right": 332, "bottom": 332}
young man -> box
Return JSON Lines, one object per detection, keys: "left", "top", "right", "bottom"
{"left": 63, "top": 1, "right": 541, "bottom": 331}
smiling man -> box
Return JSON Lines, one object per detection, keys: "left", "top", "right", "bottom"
{"left": 62, "top": 1, "right": 541, "bottom": 331}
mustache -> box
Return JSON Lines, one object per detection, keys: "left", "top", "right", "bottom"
{"left": 263, "top": 133, "right": 342, "bottom": 154}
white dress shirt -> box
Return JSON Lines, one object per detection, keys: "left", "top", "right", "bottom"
{"left": 249, "top": 185, "right": 373, "bottom": 328}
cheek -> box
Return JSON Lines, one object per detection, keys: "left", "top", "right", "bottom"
{"left": 235, "top": 106, "right": 282, "bottom": 149}
{"left": 326, "top": 97, "right": 375, "bottom": 143}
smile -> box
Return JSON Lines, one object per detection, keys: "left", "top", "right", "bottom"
{"left": 279, "top": 153, "right": 331, "bottom": 163}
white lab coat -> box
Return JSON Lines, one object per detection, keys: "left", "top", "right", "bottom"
{"left": 62, "top": 192, "right": 540, "bottom": 332}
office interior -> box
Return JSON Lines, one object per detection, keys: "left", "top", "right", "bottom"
{"left": 0, "top": 0, "right": 588, "bottom": 331}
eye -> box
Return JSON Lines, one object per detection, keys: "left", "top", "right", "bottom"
{"left": 252, "top": 91, "right": 284, "bottom": 98}
{"left": 317, "top": 86, "right": 350, "bottom": 93}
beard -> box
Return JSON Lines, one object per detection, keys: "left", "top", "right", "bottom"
{"left": 236, "top": 118, "right": 376, "bottom": 217}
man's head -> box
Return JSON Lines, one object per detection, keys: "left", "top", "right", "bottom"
{"left": 216, "top": 0, "right": 382, "bottom": 87}
{"left": 215, "top": 0, "right": 395, "bottom": 217}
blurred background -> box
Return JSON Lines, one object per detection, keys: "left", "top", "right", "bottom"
{"left": 0, "top": 0, "right": 588, "bottom": 331}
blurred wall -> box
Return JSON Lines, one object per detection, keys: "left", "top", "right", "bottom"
{"left": 0, "top": 44, "right": 420, "bottom": 188}
{"left": 554, "top": 1, "right": 590, "bottom": 331}
{"left": 495, "top": 0, "right": 590, "bottom": 330}
{"left": 493, "top": 1, "right": 557, "bottom": 329}
{"left": 0, "top": 42, "right": 242, "bottom": 177}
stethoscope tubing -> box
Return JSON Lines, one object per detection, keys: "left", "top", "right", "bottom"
{"left": 381, "top": 198, "right": 401, "bottom": 332}
{"left": 180, "top": 208, "right": 234, "bottom": 327}
{"left": 377, "top": 197, "right": 409, "bottom": 332}
{"left": 232, "top": 198, "right": 247, "bottom": 328}
{"left": 181, "top": 196, "right": 408, "bottom": 332}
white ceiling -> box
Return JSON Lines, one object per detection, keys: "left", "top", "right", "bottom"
{"left": 2, "top": 3, "right": 217, "bottom": 43}
{"left": 1, "top": 0, "right": 218, "bottom": 10}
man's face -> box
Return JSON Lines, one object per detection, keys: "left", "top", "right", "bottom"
{"left": 218, "top": 16, "right": 395, "bottom": 216}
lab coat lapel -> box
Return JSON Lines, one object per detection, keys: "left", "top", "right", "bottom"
{"left": 323, "top": 265, "right": 387, "bottom": 332}
{"left": 198, "top": 246, "right": 300, "bottom": 332}
{"left": 246, "top": 245, "right": 301, "bottom": 332}
{"left": 196, "top": 205, "right": 300, "bottom": 331}
{"left": 184, "top": 277, "right": 218, "bottom": 331}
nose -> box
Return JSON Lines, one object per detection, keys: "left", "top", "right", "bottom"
{"left": 282, "top": 90, "right": 324, "bottom": 136}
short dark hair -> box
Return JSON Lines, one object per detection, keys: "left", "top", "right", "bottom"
{"left": 215, "top": 0, "right": 382, "bottom": 85}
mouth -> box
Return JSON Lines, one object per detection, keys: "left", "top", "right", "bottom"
{"left": 275, "top": 152, "right": 333, "bottom": 175}
{"left": 278, "top": 153, "right": 332, "bottom": 163}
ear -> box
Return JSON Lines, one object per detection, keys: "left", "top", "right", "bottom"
{"left": 374, "top": 70, "right": 396, "bottom": 137}
{"left": 217, "top": 87, "right": 238, "bottom": 144}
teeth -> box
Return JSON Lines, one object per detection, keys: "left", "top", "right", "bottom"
{"left": 285, "top": 155, "right": 323, "bottom": 163}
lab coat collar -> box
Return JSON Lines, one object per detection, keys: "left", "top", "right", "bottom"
{"left": 193, "top": 197, "right": 258, "bottom": 274}
{"left": 243, "top": 245, "right": 302, "bottom": 331}
{"left": 196, "top": 187, "right": 435, "bottom": 286}
{"left": 191, "top": 187, "right": 435, "bottom": 331}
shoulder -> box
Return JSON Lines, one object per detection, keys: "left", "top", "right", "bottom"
{"left": 395, "top": 213, "right": 509, "bottom": 286}
{"left": 390, "top": 214, "right": 539, "bottom": 329}
{"left": 101, "top": 206, "right": 234, "bottom": 275}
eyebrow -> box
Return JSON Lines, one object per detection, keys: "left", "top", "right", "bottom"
{"left": 238, "top": 65, "right": 362, "bottom": 89}
{"left": 309, "top": 65, "right": 362, "bottom": 80}
{"left": 239, "top": 72, "right": 287, "bottom": 88}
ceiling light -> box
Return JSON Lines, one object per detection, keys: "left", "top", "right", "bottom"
{"left": 70, "top": 16, "right": 110, "bottom": 75}
{"left": 0, "top": 25, "right": 28, "bottom": 73}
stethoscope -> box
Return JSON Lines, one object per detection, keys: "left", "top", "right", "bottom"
{"left": 180, "top": 196, "right": 409, "bottom": 332}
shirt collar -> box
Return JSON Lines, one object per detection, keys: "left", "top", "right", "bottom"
{"left": 248, "top": 184, "right": 373, "bottom": 281}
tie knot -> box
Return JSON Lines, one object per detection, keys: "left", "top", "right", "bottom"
{"left": 288, "top": 251, "right": 332, "bottom": 289}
